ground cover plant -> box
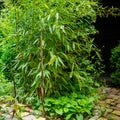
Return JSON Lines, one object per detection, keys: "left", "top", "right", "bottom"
{"left": 0, "top": 0, "right": 105, "bottom": 119}
{"left": 110, "top": 43, "right": 120, "bottom": 86}
{"left": 44, "top": 93, "right": 96, "bottom": 120}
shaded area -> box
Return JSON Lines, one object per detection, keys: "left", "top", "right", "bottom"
{"left": 0, "top": 0, "right": 4, "bottom": 10}
{"left": 94, "top": 0, "right": 120, "bottom": 74}
{"left": 95, "top": 0, "right": 120, "bottom": 74}
{"left": 95, "top": 16, "right": 120, "bottom": 73}
{"left": 101, "top": 0, "right": 120, "bottom": 7}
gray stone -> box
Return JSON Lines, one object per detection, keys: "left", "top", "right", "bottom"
{"left": 104, "top": 88, "right": 111, "bottom": 93}
{"left": 116, "top": 104, "right": 120, "bottom": 108}
{"left": 111, "top": 88, "right": 119, "bottom": 95}
{"left": 89, "top": 115, "right": 99, "bottom": 120}
{"left": 22, "top": 115, "right": 36, "bottom": 120}
{"left": 97, "top": 117, "right": 107, "bottom": 120}
{"left": 3, "top": 114, "right": 17, "bottom": 120}
{"left": 36, "top": 117, "right": 46, "bottom": 120}
{"left": 112, "top": 110, "right": 120, "bottom": 116}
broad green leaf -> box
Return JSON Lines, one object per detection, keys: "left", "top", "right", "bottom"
{"left": 64, "top": 107, "right": 69, "bottom": 113}
{"left": 55, "top": 109, "right": 63, "bottom": 115}
{"left": 65, "top": 113, "right": 73, "bottom": 120}
{"left": 76, "top": 114, "right": 83, "bottom": 120}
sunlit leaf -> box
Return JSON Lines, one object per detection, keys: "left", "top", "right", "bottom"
{"left": 48, "top": 55, "right": 57, "bottom": 65}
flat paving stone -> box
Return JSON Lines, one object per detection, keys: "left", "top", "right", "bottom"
{"left": 110, "top": 102, "right": 117, "bottom": 106}
{"left": 22, "top": 115, "right": 36, "bottom": 120}
{"left": 112, "top": 110, "right": 120, "bottom": 116}
{"left": 116, "top": 99, "right": 120, "bottom": 104}
{"left": 3, "top": 114, "right": 17, "bottom": 120}
{"left": 36, "top": 117, "right": 46, "bottom": 120}
{"left": 21, "top": 112, "right": 30, "bottom": 117}
{"left": 89, "top": 115, "right": 99, "bottom": 120}
{"left": 108, "top": 114, "right": 120, "bottom": 120}
{"left": 111, "top": 88, "right": 119, "bottom": 95}
{"left": 97, "top": 117, "right": 107, "bottom": 120}
{"left": 116, "top": 104, "right": 120, "bottom": 108}
{"left": 92, "top": 87, "right": 120, "bottom": 120}
{"left": 111, "top": 106, "right": 120, "bottom": 111}
{"left": 105, "top": 99, "right": 114, "bottom": 104}
{"left": 104, "top": 88, "right": 111, "bottom": 93}
{"left": 107, "top": 94, "right": 116, "bottom": 99}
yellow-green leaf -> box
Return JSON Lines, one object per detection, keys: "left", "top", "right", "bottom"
{"left": 48, "top": 55, "right": 57, "bottom": 65}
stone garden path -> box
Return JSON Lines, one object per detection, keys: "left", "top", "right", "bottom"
{"left": 90, "top": 87, "right": 120, "bottom": 120}
{"left": 1, "top": 87, "right": 120, "bottom": 120}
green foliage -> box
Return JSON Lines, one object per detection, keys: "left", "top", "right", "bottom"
{"left": 0, "top": 0, "right": 106, "bottom": 119}
{"left": 0, "top": 116, "right": 4, "bottom": 120}
{"left": 110, "top": 43, "right": 120, "bottom": 85}
{"left": 42, "top": 93, "right": 95, "bottom": 119}
{"left": 0, "top": 42, "right": 15, "bottom": 80}
{"left": 97, "top": 6, "right": 120, "bottom": 17}
{"left": 0, "top": 73, "right": 13, "bottom": 96}
{"left": 0, "top": 0, "right": 103, "bottom": 98}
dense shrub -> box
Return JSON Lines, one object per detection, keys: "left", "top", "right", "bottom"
{"left": 0, "top": 0, "right": 103, "bottom": 98}
{"left": 0, "top": 73, "right": 13, "bottom": 96}
{"left": 110, "top": 43, "right": 120, "bottom": 85}
{"left": 0, "top": 0, "right": 105, "bottom": 118}
{"left": 0, "top": 42, "right": 15, "bottom": 80}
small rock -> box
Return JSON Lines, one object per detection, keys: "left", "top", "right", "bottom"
{"left": 108, "top": 114, "right": 120, "bottom": 120}
{"left": 25, "top": 107, "right": 31, "bottom": 112}
{"left": 104, "top": 88, "right": 111, "bottom": 93}
{"left": 117, "top": 92, "right": 120, "bottom": 96}
{"left": 107, "top": 94, "right": 116, "bottom": 99}
{"left": 98, "top": 101, "right": 105, "bottom": 104}
{"left": 105, "top": 99, "right": 114, "bottom": 104}
{"left": 100, "top": 106, "right": 106, "bottom": 111}
{"left": 89, "top": 115, "right": 99, "bottom": 120}
{"left": 8, "top": 107, "right": 14, "bottom": 114}
{"left": 113, "top": 96, "right": 119, "bottom": 100}
{"left": 94, "top": 106, "right": 101, "bottom": 110}
{"left": 111, "top": 88, "right": 119, "bottom": 95}
{"left": 103, "top": 111, "right": 108, "bottom": 117}
{"left": 116, "top": 104, "right": 120, "bottom": 108}
{"left": 111, "top": 107, "right": 120, "bottom": 111}
{"left": 116, "top": 99, "right": 120, "bottom": 104}
{"left": 21, "top": 112, "right": 30, "bottom": 117}
{"left": 22, "top": 115, "right": 36, "bottom": 120}
{"left": 0, "top": 103, "right": 8, "bottom": 108}
{"left": 106, "top": 108, "right": 113, "bottom": 113}
{"left": 110, "top": 102, "right": 117, "bottom": 106}
{"left": 3, "top": 114, "right": 17, "bottom": 120}
{"left": 112, "top": 110, "right": 120, "bottom": 116}
{"left": 97, "top": 117, "right": 107, "bottom": 120}
{"left": 36, "top": 117, "right": 46, "bottom": 120}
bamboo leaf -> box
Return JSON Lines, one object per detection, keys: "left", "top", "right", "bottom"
{"left": 58, "top": 57, "right": 65, "bottom": 67}
{"left": 44, "top": 3, "right": 49, "bottom": 9}
{"left": 95, "top": 51, "right": 102, "bottom": 61}
{"left": 48, "top": 55, "right": 57, "bottom": 65}
{"left": 56, "top": 12, "right": 59, "bottom": 21}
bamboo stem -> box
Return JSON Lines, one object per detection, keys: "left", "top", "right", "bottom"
{"left": 40, "top": 31, "right": 45, "bottom": 117}
{"left": 12, "top": 70, "right": 16, "bottom": 98}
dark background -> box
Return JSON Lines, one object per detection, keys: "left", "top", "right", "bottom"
{"left": 95, "top": 0, "right": 120, "bottom": 73}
